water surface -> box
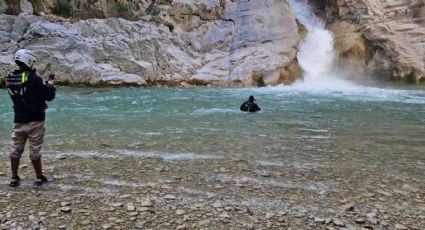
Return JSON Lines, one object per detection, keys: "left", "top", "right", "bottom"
{"left": 1, "top": 83, "right": 424, "bottom": 181}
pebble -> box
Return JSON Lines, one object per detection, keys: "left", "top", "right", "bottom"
{"left": 197, "top": 219, "right": 211, "bottom": 226}
{"left": 219, "top": 212, "right": 230, "bottom": 218}
{"left": 333, "top": 219, "right": 345, "bottom": 227}
{"left": 176, "top": 224, "right": 187, "bottom": 230}
{"left": 127, "top": 211, "right": 138, "bottom": 217}
{"left": 212, "top": 200, "right": 224, "bottom": 208}
{"left": 164, "top": 194, "right": 176, "bottom": 200}
{"left": 60, "top": 207, "right": 72, "bottom": 213}
{"left": 102, "top": 224, "right": 112, "bottom": 229}
{"left": 394, "top": 224, "right": 408, "bottom": 230}
{"left": 138, "top": 207, "right": 154, "bottom": 213}
{"left": 58, "top": 225, "right": 66, "bottom": 229}
{"left": 140, "top": 200, "right": 154, "bottom": 207}
{"left": 402, "top": 184, "right": 419, "bottom": 193}
{"left": 0, "top": 172, "right": 5, "bottom": 176}
{"left": 135, "top": 220, "right": 148, "bottom": 229}
{"left": 256, "top": 171, "right": 271, "bottom": 177}
{"left": 265, "top": 212, "right": 275, "bottom": 219}
{"left": 20, "top": 164, "right": 28, "bottom": 169}
{"left": 60, "top": 202, "right": 71, "bottom": 207}
{"left": 108, "top": 202, "right": 123, "bottom": 207}
{"left": 314, "top": 217, "right": 325, "bottom": 224}
{"left": 176, "top": 209, "right": 186, "bottom": 215}
{"left": 126, "top": 203, "right": 135, "bottom": 212}
{"left": 355, "top": 218, "right": 365, "bottom": 224}
{"left": 81, "top": 220, "right": 91, "bottom": 226}
{"left": 114, "top": 219, "right": 125, "bottom": 224}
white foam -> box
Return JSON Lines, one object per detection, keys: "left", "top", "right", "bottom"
{"left": 49, "top": 150, "right": 223, "bottom": 161}
{"left": 257, "top": 160, "right": 285, "bottom": 167}
{"left": 52, "top": 151, "right": 118, "bottom": 159}
{"left": 191, "top": 108, "right": 240, "bottom": 115}
{"left": 117, "top": 150, "right": 224, "bottom": 161}
{"left": 206, "top": 174, "right": 339, "bottom": 192}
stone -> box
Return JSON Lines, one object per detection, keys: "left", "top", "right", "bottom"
{"left": 219, "top": 212, "right": 230, "bottom": 218}
{"left": 0, "top": 172, "right": 5, "bottom": 176}
{"left": 127, "top": 211, "right": 138, "bottom": 217}
{"left": 138, "top": 207, "right": 154, "bottom": 213}
{"left": 197, "top": 219, "right": 211, "bottom": 226}
{"left": 333, "top": 219, "right": 345, "bottom": 227}
{"left": 355, "top": 218, "right": 365, "bottom": 224}
{"left": 60, "top": 207, "right": 72, "bottom": 213}
{"left": 108, "top": 202, "right": 123, "bottom": 208}
{"left": 81, "top": 220, "right": 91, "bottom": 226}
{"left": 265, "top": 212, "right": 275, "bottom": 219}
{"left": 394, "top": 224, "right": 408, "bottom": 230}
{"left": 176, "top": 224, "right": 187, "bottom": 230}
{"left": 164, "top": 195, "right": 176, "bottom": 200}
{"left": 126, "top": 203, "right": 135, "bottom": 212}
{"left": 60, "top": 202, "right": 71, "bottom": 207}
{"left": 30, "top": 223, "right": 39, "bottom": 230}
{"left": 102, "top": 224, "right": 112, "bottom": 229}
{"left": 176, "top": 209, "right": 186, "bottom": 215}
{"left": 58, "top": 225, "right": 66, "bottom": 229}
{"left": 135, "top": 220, "right": 149, "bottom": 229}
{"left": 212, "top": 200, "right": 224, "bottom": 208}
{"left": 402, "top": 184, "right": 419, "bottom": 193}
{"left": 314, "top": 217, "right": 325, "bottom": 224}
{"left": 140, "top": 200, "right": 154, "bottom": 207}
{"left": 114, "top": 219, "right": 125, "bottom": 224}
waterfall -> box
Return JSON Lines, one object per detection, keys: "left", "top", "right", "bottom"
{"left": 288, "top": 0, "right": 336, "bottom": 81}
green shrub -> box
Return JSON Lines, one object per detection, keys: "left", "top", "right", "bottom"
{"left": 157, "top": 0, "right": 173, "bottom": 4}
{"left": 165, "top": 22, "right": 174, "bottom": 32}
{"left": 114, "top": 2, "right": 130, "bottom": 18}
{"left": 51, "top": 0, "right": 74, "bottom": 18}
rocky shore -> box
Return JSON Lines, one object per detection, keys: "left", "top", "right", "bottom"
{"left": 1, "top": 152, "right": 423, "bottom": 229}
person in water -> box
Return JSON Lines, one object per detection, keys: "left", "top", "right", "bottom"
{"left": 240, "top": 95, "right": 261, "bottom": 112}
{"left": 0, "top": 49, "right": 56, "bottom": 187}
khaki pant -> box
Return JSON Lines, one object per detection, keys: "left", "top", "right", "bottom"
{"left": 10, "top": 121, "right": 45, "bottom": 160}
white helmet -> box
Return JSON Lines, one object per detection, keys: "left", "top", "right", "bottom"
{"left": 14, "top": 49, "right": 37, "bottom": 68}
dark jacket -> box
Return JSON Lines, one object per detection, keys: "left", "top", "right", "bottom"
{"left": 2, "top": 69, "right": 55, "bottom": 123}
{"left": 240, "top": 100, "right": 261, "bottom": 112}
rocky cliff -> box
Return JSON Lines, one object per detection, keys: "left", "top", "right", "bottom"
{"left": 318, "top": 0, "right": 425, "bottom": 83}
{"left": 0, "top": 0, "right": 424, "bottom": 85}
{"left": 0, "top": 0, "right": 300, "bottom": 86}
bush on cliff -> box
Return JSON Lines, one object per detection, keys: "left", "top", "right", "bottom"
{"left": 51, "top": 0, "right": 74, "bottom": 18}
{"left": 114, "top": 2, "right": 130, "bottom": 18}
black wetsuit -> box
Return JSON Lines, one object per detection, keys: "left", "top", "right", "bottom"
{"left": 240, "top": 100, "right": 261, "bottom": 112}
{"left": 2, "top": 69, "right": 56, "bottom": 123}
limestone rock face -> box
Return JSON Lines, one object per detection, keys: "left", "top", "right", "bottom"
{"left": 0, "top": 0, "right": 300, "bottom": 86}
{"left": 321, "top": 0, "right": 425, "bottom": 83}
{"left": 223, "top": 0, "right": 300, "bottom": 86}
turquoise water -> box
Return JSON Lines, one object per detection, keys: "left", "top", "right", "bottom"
{"left": 1, "top": 82, "right": 424, "bottom": 177}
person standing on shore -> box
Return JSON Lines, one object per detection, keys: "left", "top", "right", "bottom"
{"left": 0, "top": 49, "right": 56, "bottom": 187}
{"left": 240, "top": 95, "right": 261, "bottom": 112}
